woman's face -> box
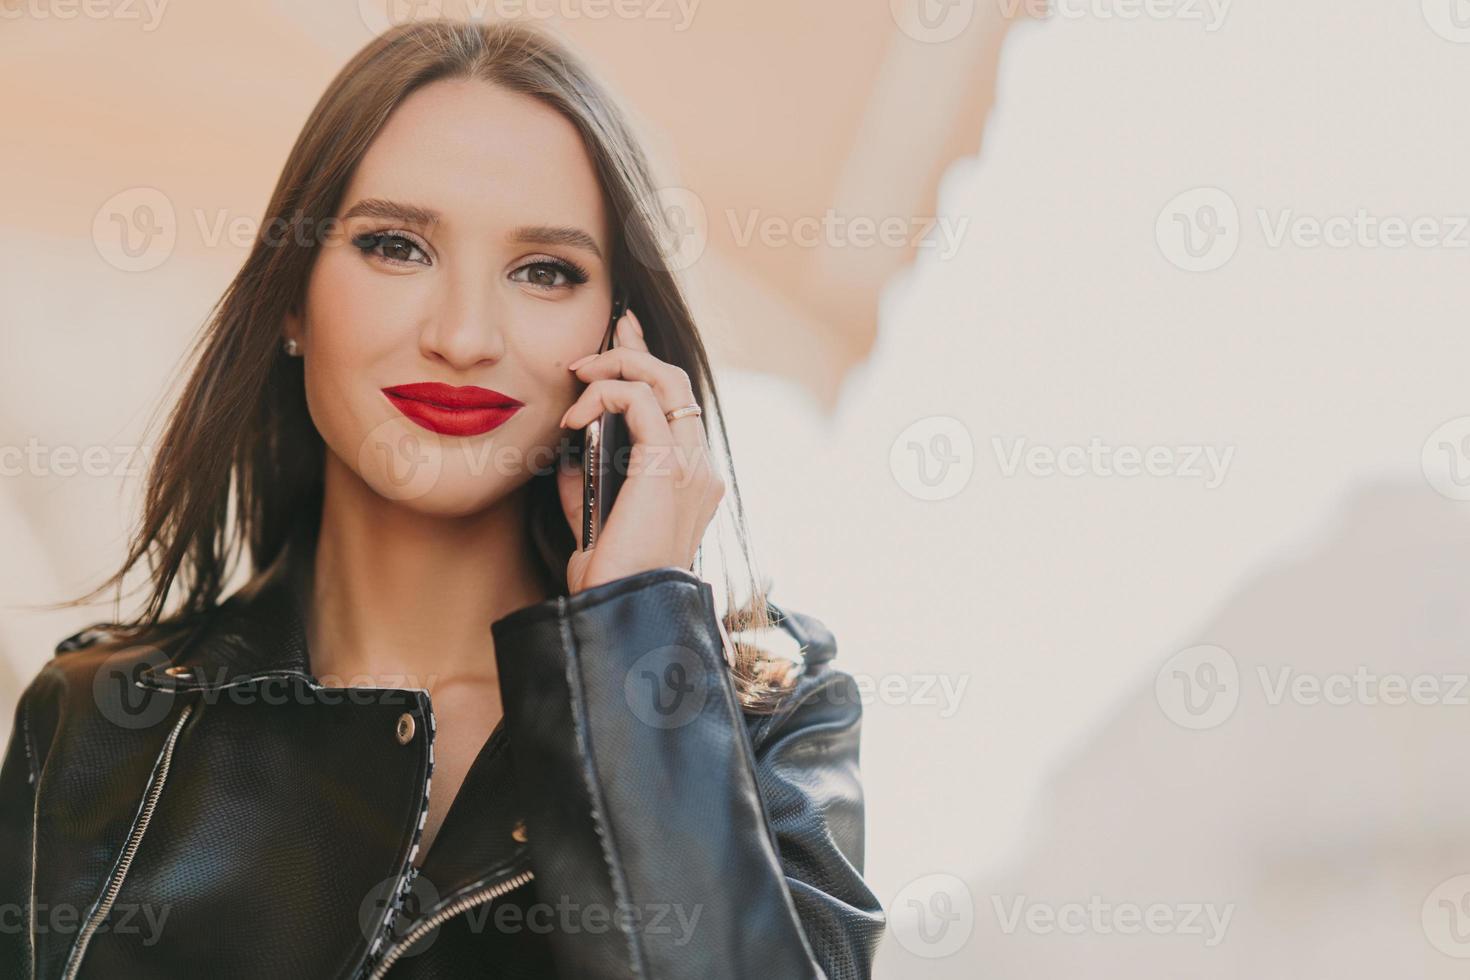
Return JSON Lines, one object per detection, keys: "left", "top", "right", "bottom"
{"left": 286, "top": 78, "right": 612, "bottom": 516}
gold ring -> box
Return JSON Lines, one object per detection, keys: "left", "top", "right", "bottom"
{"left": 665, "top": 404, "right": 702, "bottom": 423}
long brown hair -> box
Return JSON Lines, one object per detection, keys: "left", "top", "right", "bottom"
{"left": 67, "top": 18, "right": 798, "bottom": 709}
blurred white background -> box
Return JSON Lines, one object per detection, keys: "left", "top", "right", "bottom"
{"left": 6, "top": 0, "right": 1470, "bottom": 976}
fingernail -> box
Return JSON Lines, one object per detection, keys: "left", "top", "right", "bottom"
{"left": 627, "top": 309, "right": 644, "bottom": 336}
{"left": 568, "top": 354, "right": 594, "bottom": 370}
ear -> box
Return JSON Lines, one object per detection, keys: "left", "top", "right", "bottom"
{"left": 282, "top": 306, "right": 305, "bottom": 350}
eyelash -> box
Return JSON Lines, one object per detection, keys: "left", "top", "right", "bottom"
{"left": 350, "top": 230, "right": 591, "bottom": 291}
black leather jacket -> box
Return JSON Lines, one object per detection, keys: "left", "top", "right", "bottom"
{"left": 0, "top": 560, "right": 885, "bottom": 979}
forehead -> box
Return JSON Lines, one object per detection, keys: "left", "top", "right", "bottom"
{"left": 344, "top": 77, "right": 607, "bottom": 250}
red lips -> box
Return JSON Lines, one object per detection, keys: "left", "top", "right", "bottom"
{"left": 381, "top": 382, "right": 524, "bottom": 437}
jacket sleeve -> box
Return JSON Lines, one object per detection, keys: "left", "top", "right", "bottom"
{"left": 491, "top": 566, "right": 886, "bottom": 980}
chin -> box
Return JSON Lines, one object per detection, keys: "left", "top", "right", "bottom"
{"left": 385, "top": 486, "right": 508, "bottom": 518}
{"left": 359, "top": 458, "right": 524, "bottom": 517}
{"left": 328, "top": 412, "right": 553, "bottom": 517}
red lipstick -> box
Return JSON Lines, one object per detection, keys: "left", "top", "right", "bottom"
{"left": 381, "top": 382, "right": 524, "bottom": 437}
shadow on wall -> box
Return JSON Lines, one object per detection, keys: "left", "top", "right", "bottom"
{"left": 880, "top": 481, "right": 1470, "bottom": 978}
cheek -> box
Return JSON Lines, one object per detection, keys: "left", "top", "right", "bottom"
{"left": 521, "top": 328, "right": 598, "bottom": 411}
{"left": 298, "top": 251, "right": 409, "bottom": 472}
{"left": 306, "top": 248, "right": 406, "bottom": 371}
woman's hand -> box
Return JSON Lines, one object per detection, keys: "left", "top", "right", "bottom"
{"left": 555, "top": 307, "right": 725, "bottom": 595}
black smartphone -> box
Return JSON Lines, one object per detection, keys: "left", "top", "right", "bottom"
{"left": 581, "top": 288, "right": 630, "bottom": 551}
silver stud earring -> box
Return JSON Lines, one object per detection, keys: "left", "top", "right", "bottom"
{"left": 283, "top": 338, "right": 300, "bottom": 356}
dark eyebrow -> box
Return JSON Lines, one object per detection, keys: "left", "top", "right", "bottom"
{"left": 340, "top": 199, "right": 603, "bottom": 260}
{"left": 340, "top": 198, "right": 441, "bottom": 226}
{"left": 507, "top": 224, "right": 603, "bottom": 261}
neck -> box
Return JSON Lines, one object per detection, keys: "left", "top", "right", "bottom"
{"left": 305, "top": 452, "right": 553, "bottom": 690}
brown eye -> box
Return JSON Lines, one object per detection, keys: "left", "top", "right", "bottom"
{"left": 511, "top": 258, "right": 590, "bottom": 292}
{"left": 352, "top": 232, "right": 431, "bottom": 266}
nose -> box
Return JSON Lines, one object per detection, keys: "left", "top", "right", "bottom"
{"left": 417, "top": 262, "right": 507, "bottom": 370}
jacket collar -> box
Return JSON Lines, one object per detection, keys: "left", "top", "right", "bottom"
{"left": 136, "top": 542, "right": 317, "bottom": 693}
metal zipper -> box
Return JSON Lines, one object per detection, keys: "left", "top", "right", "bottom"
{"left": 61, "top": 701, "right": 195, "bottom": 980}
{"left": 366, "top": 868, "right": 535, "bottom": 979}
{"left": 358, "top": 690, "right": 437, "bottom": 976}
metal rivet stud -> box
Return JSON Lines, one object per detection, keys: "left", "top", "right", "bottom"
{"left": 395, "top": 712, "right": 416, "bottom": 745}
{"left": 163, "top": 665, "right": 194, "bottom": 680}
{"left": 511, "top": 818, "right": 528, "bottom": 844}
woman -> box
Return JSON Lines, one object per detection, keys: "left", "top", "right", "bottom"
{"left": 0, "top": 17, "right": 885, "bottom": 980}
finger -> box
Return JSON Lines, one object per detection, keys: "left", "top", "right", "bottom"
{"left": 560, "top": 379, "right": 674, "bottom": 452}
{"left": 615, "top": 306, "right": 648, "bottom": 352}
{"left": 568, "top": 347, "right": 712, "bottom": 485}
{"left": 569, "top": 347, "right": 695, "bottom": 413}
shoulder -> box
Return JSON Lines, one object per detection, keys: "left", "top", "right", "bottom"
{"left": 11, "top": 621, "right": 192, "bottom": 767}
{"left": 49, "top": 617, "right": 199, "bottom": 672}
{"left": 738, "top": 602, "right": 873, "bottom": 875}
{"left": 3, "top": 625, "right": 116, "bottom": 781}
{"left": 53, "top": 621, "right": 120, "bottom": 655}
{"left": 743, "top": 600, "right": 865, "bottom": 755}
{"left": 9, "top": 620, "right": 127, "bottom": 719}
{"left": 45, "top": 621, "right": 173, "bottom": 687}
